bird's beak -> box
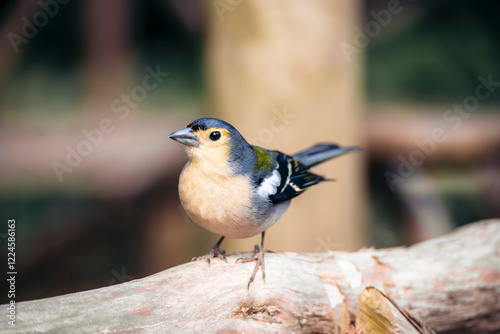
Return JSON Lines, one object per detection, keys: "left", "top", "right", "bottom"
{"left": 168, "top": 127, "right": 199, "bottom": 147}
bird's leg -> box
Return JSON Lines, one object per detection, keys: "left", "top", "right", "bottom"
{"left": 236, "top": 232, "right": 266, "bottom": 289}
{"left": 192, "top": 236, "right": 227, "bottom": 265}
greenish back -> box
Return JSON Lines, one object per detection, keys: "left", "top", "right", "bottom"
{"left": 252, "top": 146, "right": 273, "bottom": 172}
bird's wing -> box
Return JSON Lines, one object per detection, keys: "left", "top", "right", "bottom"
{"left": 253, "top": 144, "right": 361, "bottom": 205}
{"left": 264, "top": 152, "right": 325, "bottom": 205}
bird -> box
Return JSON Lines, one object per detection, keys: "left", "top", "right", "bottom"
{"left": 169, "top": 117, "right": 361, "bottom": 288}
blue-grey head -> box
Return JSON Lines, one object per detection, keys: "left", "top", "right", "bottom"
{"left": 169, "top": 118, "right": 258, "bottom": 174}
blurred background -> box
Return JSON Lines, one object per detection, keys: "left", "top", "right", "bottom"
{"left": 1, "top": 0, "right": 499, "bottom": 303}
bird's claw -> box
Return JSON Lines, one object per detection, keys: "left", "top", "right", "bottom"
{"left": 236, "top": 244, "right": 265, "bottom": 289}
{"left": 192, "top": 247, "right": 227, "bottom": 266}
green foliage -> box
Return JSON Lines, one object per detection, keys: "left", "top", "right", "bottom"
{"left": 366, "top": 0, "right": 500, "bottom": 104}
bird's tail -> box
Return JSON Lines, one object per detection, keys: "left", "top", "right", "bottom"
{"left": 293, "top": 144, "right": 362, "bottom": 170}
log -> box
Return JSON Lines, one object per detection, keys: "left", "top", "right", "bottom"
{"left": 8, "top": 219, "right": 500, "bottom": 333}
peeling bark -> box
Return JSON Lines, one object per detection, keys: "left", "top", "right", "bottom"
{"left": 6, "top": 220, "right": 500, "bottom": 333}
{"left": 356, "top": 286, "right": 431, "bottom": 334}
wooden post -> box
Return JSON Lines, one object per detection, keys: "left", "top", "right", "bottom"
{"left": 81, "top": 0, "right": 131, "bottom": 118}
{"left": 206, "top": 0, "right": 364, "bottom": 252}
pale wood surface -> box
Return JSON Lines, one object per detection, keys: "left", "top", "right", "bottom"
{"left": 8, "top": 220, "right": 500, "bottom": 334}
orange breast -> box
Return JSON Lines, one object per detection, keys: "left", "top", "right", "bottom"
{"left": 179, "top": 162, "right": 263, "bottom": 238}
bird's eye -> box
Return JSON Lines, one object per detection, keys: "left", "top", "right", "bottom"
{"left": 209, "top": 131, "right": 221, "bottom": 141}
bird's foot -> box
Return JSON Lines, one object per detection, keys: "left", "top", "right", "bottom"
{"left": 192, "top": 246, "right": 227, "bottom": 266}
{"left": 236, "top": 244, "right": 265, "bottom": 289}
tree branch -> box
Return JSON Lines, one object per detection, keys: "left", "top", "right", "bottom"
{"left": 10, "top": 220, "right": 500, "bottom": 333}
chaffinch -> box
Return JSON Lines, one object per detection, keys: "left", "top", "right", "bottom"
{"left": 169, "top": 118, "right": 361, "bottom": 288}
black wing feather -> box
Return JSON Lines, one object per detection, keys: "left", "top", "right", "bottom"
{"left": 268, "top": 152, "right": 325, "bottom": 205}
